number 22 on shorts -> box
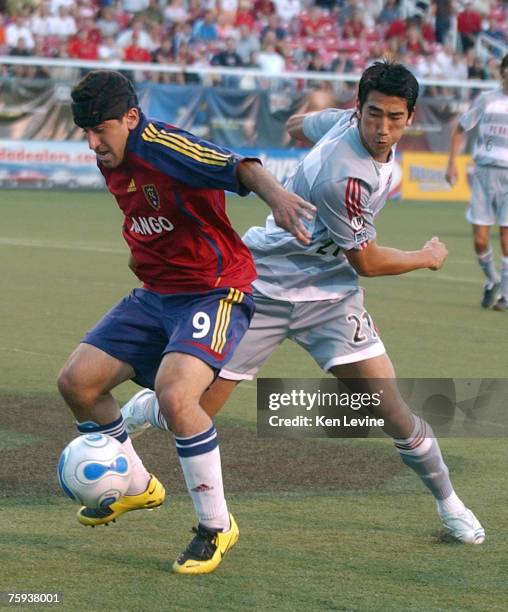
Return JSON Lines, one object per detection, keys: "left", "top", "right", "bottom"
{"left": 347, "top": 311, "right": 378, "bottom": 344}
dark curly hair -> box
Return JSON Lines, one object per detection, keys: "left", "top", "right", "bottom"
{"left": 358, "top": 60, "right": 419, "bottom": 114}
{"left": 71, "top": 70, "right": 139, "bottom": 128}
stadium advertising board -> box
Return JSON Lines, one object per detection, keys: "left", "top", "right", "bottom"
{"left": 402, "top": 152, "right": 472, "bottom": 201}
{"left": 0, "top": 140, "right": 402, "bottom": 197}
{"left": 0, "top": 140, "right": 309, "bottom": 191}
{"left": 0, "top": 139, "right": 103, "bottom": 190}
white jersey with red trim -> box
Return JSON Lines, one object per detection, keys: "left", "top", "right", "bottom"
{"left": 458, "top": 88, "right": 508, "bottom": 168}
{"left": 243, "top": 108, "right": 394, "bottom": 301}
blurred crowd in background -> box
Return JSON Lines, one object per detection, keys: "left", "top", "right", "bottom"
{"left": 0, "top": 0, "right": 506, "bottom": 87}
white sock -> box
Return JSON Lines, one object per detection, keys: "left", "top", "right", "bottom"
{"left": 122, "top": 437, "right": 150, "bottom": 495}
{"left": 394, "top": 416, "right": 455, "bottom": 501}
{"left": 437, "top": 490, "right": 466, "bottom": 516}
{"left": 175, "top": 425, "right": 230, "bottom": 531}
{"left": 477, "top": 248, "right": 499, "bottom": 287}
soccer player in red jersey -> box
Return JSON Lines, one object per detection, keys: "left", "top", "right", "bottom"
{"left": 57, "top": 70, "right": 314, "bottom": 574}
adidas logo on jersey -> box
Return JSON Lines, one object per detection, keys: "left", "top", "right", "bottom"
{"left": 127, "top": 178, "right": 137, "bottom": 192}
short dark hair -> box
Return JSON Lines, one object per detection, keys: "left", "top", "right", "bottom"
{"left": 358, "top": 60, "right": 419, "bottom": 114}
{"left": 71, "top": 70, "right": 139, "bottom": 128}
{"left": 501, "top": 53, "right": 508, "bottom": 74}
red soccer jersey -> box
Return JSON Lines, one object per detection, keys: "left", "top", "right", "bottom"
{"left": 68, "top": 37, "right": 99, "bottom": 60}
{"left": 123, "top": 45, "right": 152, "bottom": 62}
{"left": 98, "top": 114, "right": 258, "bottom": 294}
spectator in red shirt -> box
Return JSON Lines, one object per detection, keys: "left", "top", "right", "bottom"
{"left": 300, "top": 5, "right": 327, "bottom": 36}
{"left": 0, "top": 14, "right": 7, "bottom": 54}
{"left": 407, "top": 14, "right": 435, "bottom": 44}
{"left": 235, "top": 0, "right": 256, "bottom": 29}
{"left": 402, "top": 24, "right": 427, "bottom": 55}
{"left": 254, "top": 0, "right": 275, "bottom": 18}
{"left": 124, "top": 32, "right": 152, "bottom": 62}
{"left": 342, "top": 8, "right": 365, "bottom": 40}
{"left": 457, "top": 1, "right": 482, "bottom": 51}
{"left": 385, "top": 15, "right": 406, "bottom": 40}
{"left": 68, "top": 29, "right": 99, "bottom": 60}
{"left": 386, "top": 15, "right": 434, "bottom": 45}
{"left": 80, "top": 18, "right": 102, "bottom": 45}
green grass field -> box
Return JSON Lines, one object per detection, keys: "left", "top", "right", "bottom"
{"left": 0, "top": 191, "right": 506, "bottom": 611}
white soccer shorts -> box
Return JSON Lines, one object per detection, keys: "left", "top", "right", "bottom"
{"left": 467, "top": 165, "right": 508, "bottom": 227}
{"left": 220, "top": 289, "right": 386, "bottom": 381}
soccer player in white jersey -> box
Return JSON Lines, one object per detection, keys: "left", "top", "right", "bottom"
{"left": 123, "top": 61, "right": 485, "bottom": 545}
{"left": 446, "top": 53, "right": 508, "bottom": 310}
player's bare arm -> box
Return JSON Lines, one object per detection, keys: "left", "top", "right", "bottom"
{"left": 286, "top": 113, "right": 315, "bottom": 146}
{"left": 445, "top": 123, "right": 465, "bottom": 186}
{"left": 237, "top": 160, "right": 316, "bottom": 245}
{"left": 346, "top": 236, "right": 448, "bottom": 277}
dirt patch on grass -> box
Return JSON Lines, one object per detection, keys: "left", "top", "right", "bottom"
{"left": 0, "top": 392, "right": 402, "bottom": 498}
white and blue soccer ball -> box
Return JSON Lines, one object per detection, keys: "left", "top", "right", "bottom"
{"left": 57, "top": 434, "right": 131, "bottom": 508}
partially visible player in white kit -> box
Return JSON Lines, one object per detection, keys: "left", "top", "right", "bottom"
{"left": 446, "top": 53, "right": 508, "bottom": 310}
{"left": 123, "top": 61, "right": 485, "bottom": 544}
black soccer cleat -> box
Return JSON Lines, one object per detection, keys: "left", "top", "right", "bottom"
{"left": 481, "top": 282, "right": 500, "bottom": 308}
{"left": 493, "top": 296, "right": 508, "bottom": 311}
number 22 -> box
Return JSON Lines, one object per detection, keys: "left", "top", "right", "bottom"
{"left": 347, "top": 312, "right": 377, "bottom": 344}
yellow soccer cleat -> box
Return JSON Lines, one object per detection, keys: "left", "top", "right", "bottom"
{"left": 77, "top": 474, "right": 165, "bottom": 527}
{"left": 172, "top": 513, "right": 239, "bottom": 575}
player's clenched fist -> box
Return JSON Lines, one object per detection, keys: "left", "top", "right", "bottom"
{"left": 424, "top": 236, "right": 448, "bottom": 270}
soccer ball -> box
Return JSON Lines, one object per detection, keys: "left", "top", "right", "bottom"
{"left": 57, "top": 434, "right": 131, "bottom": 508}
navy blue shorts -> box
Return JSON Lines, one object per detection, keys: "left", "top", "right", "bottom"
{"left": 83, "top": 287, "right": 255, "bottom": 389}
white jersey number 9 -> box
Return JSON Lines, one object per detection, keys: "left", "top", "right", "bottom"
{"left": 192, "top": 312, "right": 211, "bottom": 338}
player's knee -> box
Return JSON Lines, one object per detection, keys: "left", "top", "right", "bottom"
{"left": 57, "top": 365, "right": 99, "bottom": 410}
{"left": 156, "top": 385, "right": 188, "bottom": 423}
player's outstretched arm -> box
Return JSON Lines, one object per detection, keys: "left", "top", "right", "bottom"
{"left": 237, "top": 160, "right": 316, "bottom": 245}
{"left": 287, "top": 108, "right": 343, "bottom": 145}
{"left": 286, "top": 113, "right": 315, "bottom": 146}
{"left": 346, "top": 236, "right": 448, "bottom": 277}
{"left": 445, "top": 124, "right": 465, "bottom": 186}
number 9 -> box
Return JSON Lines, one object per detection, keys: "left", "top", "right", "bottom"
{"left": 192, "top": 312, "right": 211, "bottom": 338}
